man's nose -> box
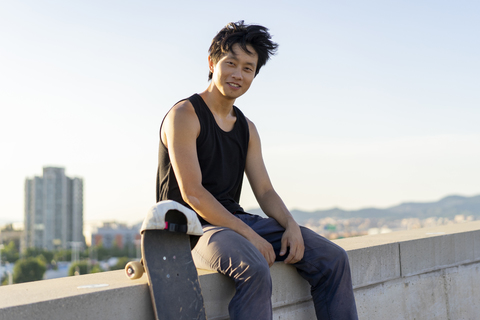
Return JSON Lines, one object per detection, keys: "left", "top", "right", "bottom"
{"left": 232, "top": 68, "right": 242, "bottom": 79}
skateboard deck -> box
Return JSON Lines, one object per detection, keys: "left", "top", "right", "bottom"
{"left": 142, "top": 229, "right": 206, "bottom": 320}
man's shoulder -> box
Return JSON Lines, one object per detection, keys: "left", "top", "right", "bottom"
{"left": 163, "top": 97, "right": 199, "bottom": 131}
{"left": 242, "top": 115, "right": 255, "bottom": 130}
{"left": 168, "top": 98, "right": 196, "bottom": 118}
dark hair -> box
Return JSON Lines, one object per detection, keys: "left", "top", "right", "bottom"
{"left": 208, "top": 21, "right": 278, "bottom": 80}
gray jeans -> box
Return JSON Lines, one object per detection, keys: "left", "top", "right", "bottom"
{"left": 192, "top": 213, "right": 358, "bottom": 320}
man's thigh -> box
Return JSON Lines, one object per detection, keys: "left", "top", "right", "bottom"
{"left": 192, "top": 224, "right": 268, "bottom": 275}
{"left": 193, "top": 213, "right": 344, "bottom": 272}
{"left": 237, "top": 213, "right": 346, "bottom": 266}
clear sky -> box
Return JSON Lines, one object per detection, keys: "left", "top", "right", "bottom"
{"left": 1, "top": 1, "right": 479, "bottom": 225}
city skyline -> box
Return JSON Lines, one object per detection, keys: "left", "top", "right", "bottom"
{"left": 1, "top": 1, "right": 479, "bottom": 225}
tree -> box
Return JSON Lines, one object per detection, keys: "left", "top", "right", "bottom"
{"left": 93, "top": 245, "right": 110, "bottom": 261}
{"left": 110, "top": 257, "right": 130, "bottom": 271}
{"left": 12, "top": 258, "right": 46, "bottom": 283}
{"left": 89, "top": 264, "right": 103, "bottom": 274}
{"left": 24, "top": 248, "right": 54, "bottom": 264}
{"left": 53, "top": 249, "right": 72, "bottom": 262}
{"left": 68, "top": 261, "right": 88, "bottom": 276}
{"left": 1, "top": 241, "right": 19, "bottom": 263}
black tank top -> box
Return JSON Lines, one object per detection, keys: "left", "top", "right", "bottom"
{"left": 156, "top": 94, "right": 250, "bottom": 224}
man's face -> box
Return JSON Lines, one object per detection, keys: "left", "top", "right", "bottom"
{"left": 209, "top": 43, "right": 258, "bottom": 100}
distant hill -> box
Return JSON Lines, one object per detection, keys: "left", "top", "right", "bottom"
{"left": 248, "top": 195, "right": 480, "bottom": 224}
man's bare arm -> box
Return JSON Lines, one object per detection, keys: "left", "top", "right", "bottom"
{"left": 162, "top": 101, "right": 276, "bottom": 266}
{"left": 244, "top": 119, "right": 305, "bottom": 264}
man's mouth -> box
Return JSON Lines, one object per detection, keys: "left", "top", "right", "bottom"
{"left": 228, "top": 82, "right": 241, "bottom": 88}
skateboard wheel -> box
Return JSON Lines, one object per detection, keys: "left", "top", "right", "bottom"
{"left": 125, "top": 261, "right": 144, "bottom": 280}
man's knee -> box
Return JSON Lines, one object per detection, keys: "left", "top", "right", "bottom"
{"left": 302, "top": 228, "right": 349, "bottom": 263}
{"left": 333, "top": 245, "right": 350, "bottom": 272}
{"left": 323, "top": 241, "right": 350, "bottom": 271}
{"left": 244, "top": 262, "right": 272, "bottom": 300}
{"left": 232, "top": 256, "right": 271, "bottom": 284}
{"left": 250, "top": 258, "right": 271, "bottom": 279}
{"left": 299, "top": 229, "right": 352, "bottom": 277}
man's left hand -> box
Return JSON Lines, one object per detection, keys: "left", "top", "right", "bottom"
{"left": 279, "top": 223, "right": 305, "bottom": 264}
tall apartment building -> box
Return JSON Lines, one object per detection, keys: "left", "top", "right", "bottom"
{"left": 24, "top": 167, "right": 84, "bottom": 251}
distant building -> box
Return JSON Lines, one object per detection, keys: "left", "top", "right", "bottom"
{"left": 89, "top": 222, "right": 140, "bottom": 249}
{"left": 24, "top": 167, "right": 84, "bottom": 251}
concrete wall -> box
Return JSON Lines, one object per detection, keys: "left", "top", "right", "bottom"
{"left": 1, "top": 221, "right": 479, "bottom": 320}
{"left": 340, "top": 221, "right": 480, "bottom": 320}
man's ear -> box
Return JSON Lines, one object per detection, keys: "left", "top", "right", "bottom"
{"left": 208, "top": 56, "right": 214, "bottom": 74}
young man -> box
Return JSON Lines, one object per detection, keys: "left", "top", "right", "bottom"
{"left": 157, "top": 21, "right": 358, "bottom": 320}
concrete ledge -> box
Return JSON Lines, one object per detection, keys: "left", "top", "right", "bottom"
{"left": 0, "top": 271, "right": 154, "bottom": 320}
{"left": 1, "top": 221, "right": 480, "bottom": 320}
{"left": 345, "top": 243, "right": 400, "bottom": 288}
{"left": 353, "top": 262, "right": 480, "bottom": 320}
{"left": 335, "top": 221, "right": 480, "bottom": 286}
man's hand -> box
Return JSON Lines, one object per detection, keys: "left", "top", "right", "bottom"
{"left": 280, "top": 223, "right": 305, "bottom": 264}
{"left": 248, "top": 233, "right": 276, "bottom": 267}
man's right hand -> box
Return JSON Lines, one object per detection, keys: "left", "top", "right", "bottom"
{"left": 247, "top": 233, "right": 276, "bottom": 267}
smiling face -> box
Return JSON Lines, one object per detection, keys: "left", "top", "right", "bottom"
{"left": 208, "top": 43, "right": 258, "bottom": 101}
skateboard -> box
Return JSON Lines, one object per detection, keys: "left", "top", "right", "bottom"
{"left": 125, "top": 201, "right": 206, "bottom": 320}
